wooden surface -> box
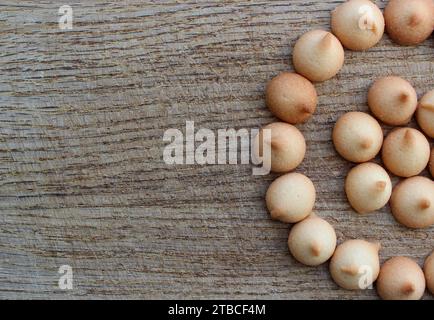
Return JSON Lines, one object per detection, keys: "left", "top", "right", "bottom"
{"left": 0, "top": 0, "right": 433, "bottom": 300}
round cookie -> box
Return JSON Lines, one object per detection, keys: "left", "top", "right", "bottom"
{"left": 266, "top": 172, "right": 316, "bottom": 223}
{"left": 293, "top": 29, "right": 345, "bottom": 82}
{"left": 382, "top": 128, "right": 430, "bottom": 177}
{"left": 390, "top": 176, "right": 434, "bottom": 229}
{"left": 377, "top": 256, "right": 426, "bottom": 300}
{"left": 345, "top": 162, "right": 392, "bottom": 214}
{"left": 416, "top": 89, "right": 434, "bottom": 138}
{"left": 288, "top": 214, "right": 337, "bottom": 266}
{"left": 424, "top": 251, "right": 434, "bottom": 295}
{"left": 266, "top": 72, "right": 318, "bottom": 124}
{"left": 333, "top": 112, "right": 383, "bottom": 163}
{"left": 368, "top": 76, "right": 418, "bottom": 126}
{"left": 385, "top": 0, "right": 434, "bottom": 45}
{"left": 330, "top": 239, "right": 381, "bottom": 290}
{"left": 253, "top": 122, "right": 306, "bottom": 173}
{"left": 331, "top": 0, "right": 385, "bottom": 51}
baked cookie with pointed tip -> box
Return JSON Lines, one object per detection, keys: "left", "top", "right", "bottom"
{"left": 377, "top": 256, "right": 425, "bottom": 300}
{"left": 382, "top": 128, "right": 430, "bottom": 177}
{"left": 416, "top": 90, "right": 434, "bottom": 138}
{"left": 331, "top": 0, "right": 385, "bottom": 51}
{"left": 329, "top": 239, "right": 381, "bottom": 290}
{"left": 265, "top": 72, "right": 318, "bottom": 124}
{"left": 253, "top": 122, "right": 306, "bottom": 173}
{"left": 288, "top": 214, "right": 337, "bottom": 266}
{"left": 266, "top": 173, "right": 316, "bottom": 223}
{"left": 333, "top": 112, "right": 383, "bottom": 163}
{"left": 390, "top": 176, "right": 434, "bottom": 228}
{"left": 385, "top": 0, "right": 434, "bottom": 45}
{"left": 368, "top": 76, "right": 418, "bottom": 125}
{"left": 293, "top": 30, "right": 345, "bottom": 82}
{"left": 345, "top": 162, "right": 392, "bottom": 214}
{"left": 424, "top": 250, "right": 434, "bottom": 294}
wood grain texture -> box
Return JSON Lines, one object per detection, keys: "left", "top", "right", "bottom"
{"left": 0, "top": 0, "right": 433, "bottom": 299}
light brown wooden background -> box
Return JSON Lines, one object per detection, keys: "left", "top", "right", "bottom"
{"left": 0, "top": 0, "right": 432, "bottom": 300}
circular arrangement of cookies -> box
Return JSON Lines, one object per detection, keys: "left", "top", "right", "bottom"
{"left": 257, "top": 0, "right": 434, "bottom": 299}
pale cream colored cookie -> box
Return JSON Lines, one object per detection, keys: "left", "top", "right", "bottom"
{"left": 385, "top": 0, "right": 434, "bottom": 45}
{"left": 416, "top": 90, "right": 434, "bottom": 138}
{"left": 333, "top": 112, "right": 383, "bottom": 163}
{"left": 266, "top": 173, "right": 316, "bottom": 223}
{"left": 390, "top": 176, "right": 434, "bottom": 228}
{"left": 288, "top": 214, "right": 337, "bottom": 266}
{"left": 345, "top": 162, "right": 392, "bottom": 214}
{"left": 424, "top": 250, "right": 434, "bottom": 295}
{"left": 377, "top": 256, "right": 425, "bottom": 300}
{"left": 253, "top": 122, "right": 306, "bottom": 173}
{"left": 382, "top": 128, "right": 430, "bottom": 177}
{"left": 331, "top": 0, "right": 385, "bottom": 51}
{"left": 368, "top": 76, "right": 418, "bottom": 126}
{"left": 266, "top": 72, "right": 318, "bottom": 124}
{"left": 330, "top": 239, "right": 381, "bottom": 290}
{"left": 293, "top": 30, "right": 345, "bottom": 82}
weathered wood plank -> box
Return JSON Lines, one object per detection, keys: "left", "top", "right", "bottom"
{"left": 0, "top": 0, "right": 432, "bottom": 299}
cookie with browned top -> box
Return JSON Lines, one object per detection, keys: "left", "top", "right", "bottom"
{"left": 368, "top": 76, "right": 418, "bottom": 126}
{"left": 382, "top": 128, "right": 430, "bottom": 177}
{"left": 390, "top": 176, "right": 434, "bottom": 228}
{"left": 377, "top": 256, "right": 426, "bottom": 300}
{"left": 266, "top": 72, "right": 317, "bottom": 124}
{"left": 385, "top": 0, "right": 434, "bottom": 45}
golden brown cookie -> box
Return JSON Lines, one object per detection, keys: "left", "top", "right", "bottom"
{"left": 377, "top": 256, "right": 425, "bottom": 300}
{"left": 424, "top": 251, "right": 434, "bottom": 295}
{"left": 416, "top": 90, "right": 434, "bottom": 138}
{"left": 266, "top": 72, "right": 318, "bottom": 124}
{"left": 382, "top": 128, "right": 430, "bottom": 177}
{"left": 385, "top": 0, "right": 434, "bottom": 45}
{"left": 368, "top": 76, "right": 418, "bottom": 126}
{"left": 390, "top": 176, "right": 434, "bottom": 228}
